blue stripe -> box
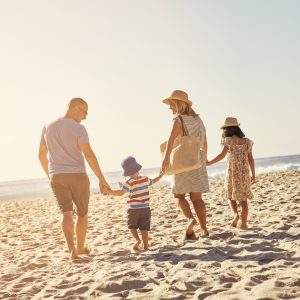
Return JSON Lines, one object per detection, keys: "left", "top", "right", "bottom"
{"left": 128, "top": 203, "right": 149, "bottom": 209}
{"left": 122, "top": 185, "right": 130, "bottom": 192}
{"left": 130, "top": 185, "right": 149, "bottom": 193}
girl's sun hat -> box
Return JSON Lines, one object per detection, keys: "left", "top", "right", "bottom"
{"left": 121, "top": 156, "right": 142, "bottom": 176}
{"left": 221, "top": 117, "right": 240, "bottom": 129}
{"left": 162, "top": 90, "right": 192, "bottom": 106}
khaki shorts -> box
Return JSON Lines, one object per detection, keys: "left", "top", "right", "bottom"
{"left": 50, "top": 173, "right": 90, "bottom": 216}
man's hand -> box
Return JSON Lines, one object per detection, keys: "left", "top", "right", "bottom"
{"left": 99, "top": 181, "right": 111, "bottom": 195}
{"left": 251, "top": 176, "right": 256, "bottom": 184}
{"left": 101, "top": 185, "right": 110, "bottom": 195}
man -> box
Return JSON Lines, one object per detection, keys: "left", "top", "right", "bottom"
{"left": 38, "top": 98, "right": 110, "bottom": 260}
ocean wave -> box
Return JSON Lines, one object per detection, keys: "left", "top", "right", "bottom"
{"left": 1, "top": 155, "right": 299, "bottom": 201}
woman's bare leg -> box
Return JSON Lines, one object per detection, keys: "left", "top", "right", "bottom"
{"left": 174, "top": 193, "right": 197, "bottom": 235}
{"left": 189, "top": 192, "right": 209, "bottom": 236}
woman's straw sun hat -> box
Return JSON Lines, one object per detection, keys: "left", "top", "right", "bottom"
{"left": 221, "top": 117, "right": 240, "bottom": 129}
{"left": 162, "top": 90, "right": 192, "bottom": 106}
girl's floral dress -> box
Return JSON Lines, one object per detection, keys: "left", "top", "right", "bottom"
{"left": 223, "top": 137, "right": 254, "bottom": 202}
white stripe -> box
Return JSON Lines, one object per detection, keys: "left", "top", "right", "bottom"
{"left": 128, "top": 200, "right": 149, "bottom": 205}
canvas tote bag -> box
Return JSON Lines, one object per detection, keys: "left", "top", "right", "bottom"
{"left": 160, "top": 115, "right": 201, "bottom": 175}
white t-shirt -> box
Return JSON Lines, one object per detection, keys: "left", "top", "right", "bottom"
{"left": 40, "top": 118, "right": 89, "bottom": 175}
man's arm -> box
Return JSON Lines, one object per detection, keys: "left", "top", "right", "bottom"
{"left": 38, "top": 144, "right": 49, "bottom": 179}
{"left": 79, "top": 143, "right": 110, "bottom": 192}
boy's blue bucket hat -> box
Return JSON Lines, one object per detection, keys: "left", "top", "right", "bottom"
{"left": 121, "top": 156, "right": 142, "bottom": 176}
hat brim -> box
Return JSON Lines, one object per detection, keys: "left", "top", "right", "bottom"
{"left": 162, "top": 97, "right": 192, "bottom": 106}
{"left": 122, "top": 163, "right": 142, "bottom": 176}
{"left": 220, "top": 123, "right": 240, "bottom": 129}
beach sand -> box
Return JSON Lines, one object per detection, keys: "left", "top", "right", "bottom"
{"left": 0, "top": 171, "right": 299, "bottom": 299}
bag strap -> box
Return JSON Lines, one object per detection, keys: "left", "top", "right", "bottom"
{"left": 178, "top": 115, "right": 189, "bottom": 136}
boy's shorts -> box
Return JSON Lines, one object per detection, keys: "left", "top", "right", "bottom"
{"left": 127, "top": 207, "right": 151, "bottom": 231}
{"left": 50, "top": 173, "right": 90, "bottom": 216}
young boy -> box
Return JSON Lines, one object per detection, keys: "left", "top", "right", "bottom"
{"left": 106, "top": 156, "right": 164, "bottom": 251}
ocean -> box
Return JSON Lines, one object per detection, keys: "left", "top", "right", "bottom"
{"left": 0, "top": 154, "right": 299, "bottom": 202}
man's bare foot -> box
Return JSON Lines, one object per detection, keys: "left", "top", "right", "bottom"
{"left": 78, "top": 245, "right": 92, "bottom": 255}
{"left": 70, "top": 247, "right": 78, "bottom": 261}
{"left": 200, "top": 229, "right": 209, "bottom": 237}
{"left": 230, "top": 214, "right": 240, "bottom": 227}
{"left": 186, "top": 218, "right": 197, "bottom": 236}
{"left": 132, "top": 240, "right": 142, "bottom": 251}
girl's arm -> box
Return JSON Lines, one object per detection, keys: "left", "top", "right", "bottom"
{"left": 207, "top": 146, "right": 228, "bottom": 166}
{"left": 152, "top": 170, "right": 164, "bottom": 184}
{"left": 248, "top": 151, "right": 256, "bottom": 184}
{"left": 106, "top": 189, "right": 126, "bottom": 196}
{"left": 161, "top": 119, "right": 182, "bottom": 172}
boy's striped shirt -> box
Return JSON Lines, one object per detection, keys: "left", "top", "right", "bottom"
{"left": 120, "top": 176, "right": 152, "bottom": 209}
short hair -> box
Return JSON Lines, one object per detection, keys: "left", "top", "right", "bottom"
{"left": 68, "top": 98, "right": 87, "bottom": 109}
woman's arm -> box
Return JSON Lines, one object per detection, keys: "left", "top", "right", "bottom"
{"left": 248, "top": 151, "right": 256, "bottom": 184}
{"left": 207, "top": 146, "right": 228, "bottom": 166}
{"left": 161, "top": 119, "right": 182, "bottom": 172}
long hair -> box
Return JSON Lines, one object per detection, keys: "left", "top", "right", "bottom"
{"left": 170, "top": 99, "right": 198, "bottom": 117}
{"left": 223, "top": 126, "right": 245, "bottom": 138}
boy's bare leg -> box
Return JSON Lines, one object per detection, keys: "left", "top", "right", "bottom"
{"left": 130, "top": 228, "right": 141, "bottom": 251}
{"left": 61, "top": 211, "right": 78, "bottom": 260}
{"left": 240, "top": 200, "right": 248, "bottom": 229}
{"left": 76, "top": 214, "right": 90, "bottom": 254}
{"left": 174, "top": 194, "right": 197, "bottom": 235}
{"left": 141, "top": 230, "right": 149, "bottom": 250}
{"left": 228, "top": 199, "right": 240, "bottom": 227}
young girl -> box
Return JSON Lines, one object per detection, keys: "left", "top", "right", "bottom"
{"left": 207, "top": 117, "right": 255, "bottom": 229}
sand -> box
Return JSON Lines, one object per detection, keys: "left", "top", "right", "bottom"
{"left": 0, "top": 171, "right": 299, "bottom": 299}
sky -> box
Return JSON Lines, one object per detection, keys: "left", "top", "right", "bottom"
{"left": 0, "top": 0, "right": 299, "bottom": 182}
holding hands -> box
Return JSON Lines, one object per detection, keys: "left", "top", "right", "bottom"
{"left": 99, "top": 180, "right": 111, "bottom": 195}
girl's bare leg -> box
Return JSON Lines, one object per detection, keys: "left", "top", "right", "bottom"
{"left": 140, "top": 230, "right": 149, "bottom": 250}
{"left": 228, "top": 199, "right": 240, "bottom": 227}
{"left": 240, "top": 200, "right": 248, "bottom": 229}
{"left": 174, "top": 194, "right": 197, "bottom": 235}
{"left": 189, "top": 192, "right": 209, "bottom": 236}
{"left": 130, "top": 228, "right": 141, "bottom": 250}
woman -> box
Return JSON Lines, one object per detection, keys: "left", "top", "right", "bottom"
{"left": 161, "top": 90, "right": 209, "bottom": 239}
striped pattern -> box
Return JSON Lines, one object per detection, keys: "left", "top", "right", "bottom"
{"left": 171, "top": 115, "right": 210, "bottom": 194}
{"left": 120, "top": 176, "right": 153, "bottom": 209}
